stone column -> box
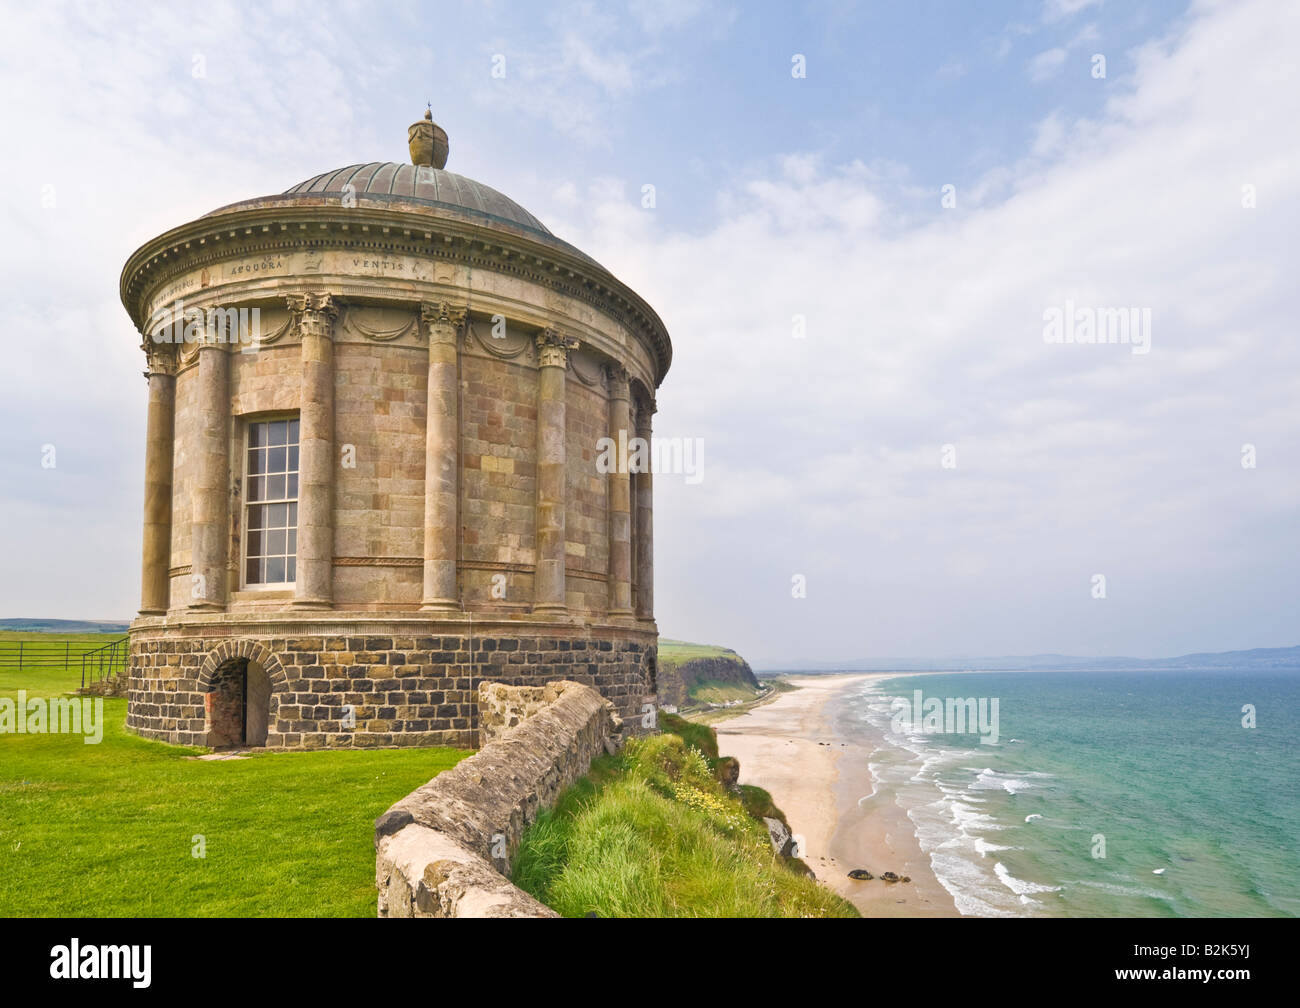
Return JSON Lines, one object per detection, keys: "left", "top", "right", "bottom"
{"left": 291, "top": 293, "right": 338, "bottom": 609}
{"left": 534, "top": 328, "right": 577, "bottom": 615}
{"left": 190, "top": 337, "right": 230, "bottom": 611}
{"left": 139, "top": 341, "right": 176, "bottom": 615}
{"left": 635, "top": 396, "right": 656, "bottom": 620}
{"left": 420, "top": 301, "right": 464, "bottom": 612}
{"left": 606, "top": 365, "right": 634, "bottom": 617}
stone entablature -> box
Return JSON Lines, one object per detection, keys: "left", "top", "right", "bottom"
{"left": 120, "top": 205, "right": 668, "bottom": 391}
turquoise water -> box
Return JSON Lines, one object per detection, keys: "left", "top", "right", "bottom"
{"left": 836, "top": 670, "right": 1300, "bottom": 917}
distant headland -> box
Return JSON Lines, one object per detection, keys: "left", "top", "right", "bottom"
{"left": 757, "top": 643, "right": 1300, "bottom": 674}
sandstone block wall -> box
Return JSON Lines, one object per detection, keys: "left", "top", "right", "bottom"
{"left": 331, "top": 341, "right": 427, "bottom": 606}
{"left": 375, "top": 680, "right": 620, "bottom": 917}
{"left": 459, "top": 353, "right": 538, "bottom": 608}
{"left": 160, "top": 335, "right": 631, "bottom": 618}
{"left": 564, "top": 375, "right": 610, "bottom": 615}
{"left": 167, "top": 365, "right": 197, "bottom": 609}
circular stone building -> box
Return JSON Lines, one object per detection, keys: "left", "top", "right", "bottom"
{"left": 120, "top": 111, "right": 669, "bottom": 749}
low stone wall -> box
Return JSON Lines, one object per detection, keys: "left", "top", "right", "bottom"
{"left": 375, "top": 679, "right": 622, "bottom": 917}
{"left": 478, "top": 680, "right": 572, "bottom": 746}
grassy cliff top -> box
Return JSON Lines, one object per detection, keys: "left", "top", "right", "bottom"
{"left": 512, "top": 715, "right": 857, "bottom": 918}
{"left": 658, "top": 639, "right": 747, "bottom": 665}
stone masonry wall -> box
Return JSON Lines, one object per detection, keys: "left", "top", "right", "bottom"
{"left": 374, "top": 680, "right": 620, "bottom": 917}
{"left": 167, "top": 363, "right": 197, "bottom": 610}
{"left": 128, "top": 627, "right": 655, "bottom": 749}
{"left": 459, "top": 353, "right": 537, "bottom": 609}
{"left": 331, "top": 342, "right": 428, "bottom": 607}
{"left": 564, "top": 375, "right": 610, "bottom": 616}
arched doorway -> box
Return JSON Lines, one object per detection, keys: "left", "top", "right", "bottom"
{"left": 205, "top": 657, "right": 271, "bottom": 748}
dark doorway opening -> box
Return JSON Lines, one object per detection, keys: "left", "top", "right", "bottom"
{"left": 207, "top": 659, "right": 248, "bottom": 748}
{"left": 206, "top": 656, "right": 272, "bottom": 748}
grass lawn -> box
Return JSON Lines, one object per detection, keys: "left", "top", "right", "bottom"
{"left": 0, "top": 631, "right": 125, "bottom": 644}
{"left": 0, "top": 651, "right": 469, "bottom": 917}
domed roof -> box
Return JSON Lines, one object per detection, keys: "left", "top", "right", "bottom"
{"left": 281, "top": 162, "right": 551, "bottom": 236}
{"left": 124, "top": 109, "right": 671, "bottom": 382}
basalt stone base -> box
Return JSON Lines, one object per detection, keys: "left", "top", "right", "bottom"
{"left": 127, "top": 614, "right": 658, "bottom": 750}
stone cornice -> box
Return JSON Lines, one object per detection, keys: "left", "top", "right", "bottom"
{"left": 120, "top": 202, "right": 671, "bottom": 384}
{"left": 128, "top": 611, "right": 658, "bottom": 637}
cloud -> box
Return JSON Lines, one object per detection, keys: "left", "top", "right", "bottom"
{"left": 545, "top": 0, "right": 1300, "bottom": 661}
{"left": 472, "top": 0, "right": 726, "bottom": 144}
{"left": 1043, "top": 0, "right": 1103, "bottom": 22}
{"left": 627, "top": 0, "right": 722, "bottom": 35}
{"left": 1028, "top": 46, "right": 1069, "bottom": 81}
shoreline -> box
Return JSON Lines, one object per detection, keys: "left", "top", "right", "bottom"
{"left": 714, "top": 672, "right": 961, "bottom": 917}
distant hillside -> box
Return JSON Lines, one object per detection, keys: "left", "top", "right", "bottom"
{"left": 0, "top": 618, "right": 130, "bottom": 634}
{"left": 657, "top": 639, "right": 761, "bottom": 708}
{"left": 756, "top": 644, "right": 1300, "bottom": 674}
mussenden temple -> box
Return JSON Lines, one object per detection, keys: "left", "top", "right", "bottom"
{"left": 120, "top": 109, "right": 670, "bottom": 749}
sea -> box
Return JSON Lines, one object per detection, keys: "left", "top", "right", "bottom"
{"left": 830, "top": 669, "right": 1300, "bottom": 917}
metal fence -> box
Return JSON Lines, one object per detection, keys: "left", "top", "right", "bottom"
{"left": 0, "top": 636, "right": 130, "bottom": 689}
{"left": 79, "top": 637, "right": 130, "bottom": 690}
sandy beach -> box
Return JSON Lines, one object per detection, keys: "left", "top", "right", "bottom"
{"left": 715, "top": 674, "right": 960, "bottom": 917}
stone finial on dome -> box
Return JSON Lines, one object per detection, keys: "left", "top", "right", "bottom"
{"left": 409, "top": 106, "right": 449, "bottom": 169}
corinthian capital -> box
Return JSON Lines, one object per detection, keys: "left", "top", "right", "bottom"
{"left": 140, "top": 336, "right": 178, "bottom": 378}
{"left": 419, "top": 301, "right": 467, "bottom": 344}
{"left": 635, "top": 393, "right": 656, "bottom": 435}
{"left": 605, "top": 363, "right": 630, "bottom": 400}
{"left": 288, "top": 293, "right": 338, "bottom": 340}
{"left": 536, "top": 327, "right": 579, "bottom": 368}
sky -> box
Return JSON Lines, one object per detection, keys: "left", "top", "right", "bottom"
{"left": 0, "top": 0, "right": 1296, "bottom": 666}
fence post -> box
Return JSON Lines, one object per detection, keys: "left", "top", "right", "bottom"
{"left": 17, "top": 641, "right": 22, "bottom": 670}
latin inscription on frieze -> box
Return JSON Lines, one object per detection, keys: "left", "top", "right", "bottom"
{"left": 352, "top": 257, "right": 406, "bottom": 272}
{"left": 228, "top": 255, "right": 286, "bottom": 277}
{"left": 159, "top": 276, "right": 197, "bottom": 302}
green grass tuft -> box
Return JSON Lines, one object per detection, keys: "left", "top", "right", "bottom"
{"left": 512, "top": 734, "right": 858, "bottom": 918}
{"left": 658, "top": 711, "right": 719, "bottom": 760}
{"left": 738, "top": 783, "right": 786, "bottom": 826}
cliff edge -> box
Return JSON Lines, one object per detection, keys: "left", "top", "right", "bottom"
{"left": 656, "top": 639, "right": 760, "bottom": 709}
